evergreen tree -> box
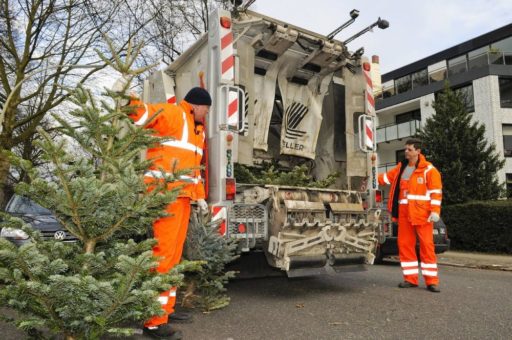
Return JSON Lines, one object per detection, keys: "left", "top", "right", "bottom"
{"left": 0, "top": 40, "right": 200, "bottom": 339}
{"left": 182, "top": 212, "right": 238, "bottom": 312}
{"left": 418, "top": 83, "right": 505, "bottom": 204}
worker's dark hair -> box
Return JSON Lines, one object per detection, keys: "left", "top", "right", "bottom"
{"left": 405, "top": 138, "right": 423, "bottom": 151}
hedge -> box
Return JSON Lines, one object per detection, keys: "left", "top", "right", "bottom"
{"left": 442, "top": 201, "right": 512, "bottom": 254}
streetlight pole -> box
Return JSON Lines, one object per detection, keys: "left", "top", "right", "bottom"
{"left": 0, "top": 64, "right": 103, "bottom": 133}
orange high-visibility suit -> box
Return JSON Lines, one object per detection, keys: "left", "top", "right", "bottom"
{"left": 378, "top": 154, "right": 442, "bottom": 286}
{"left": 129, "top": 98, "right": 205, "bottom": 327}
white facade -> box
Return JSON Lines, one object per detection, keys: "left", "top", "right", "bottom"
{"left": 374, "top": 25, "right": 512, "bottom": 199}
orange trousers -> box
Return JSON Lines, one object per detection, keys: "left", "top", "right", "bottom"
{"left": 398, "top": 204, "right": 439, "bottom": 286}
{"left": 145, "top": 197, "right": 191, "bottom": 328}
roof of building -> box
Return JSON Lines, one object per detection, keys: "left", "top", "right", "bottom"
{"left": 382, "top": 23, "right": 512, "bottom": 82}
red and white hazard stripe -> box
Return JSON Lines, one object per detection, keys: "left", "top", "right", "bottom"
{"left": 362, "top": 62, "right": 375, "bottom": 150}
{"left": 365, "top": 118, "right": 374, "bottom": 149}
{"left": 220, "top": 23, "right": 238, "bottom": 126}
{"left": 220, "top": 26, "right": 234, "bottom": 82}
{"left": 212, "top": 206, "right": 228, "bottom": 236}
{"left": 363, "top": 63, "right": 375, "bottom": 116}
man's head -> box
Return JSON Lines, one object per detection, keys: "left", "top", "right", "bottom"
{"left": 404, "top": 138, "right": 422, "bottom": 164}
{"left": 184, "top": 87, "right": 212, "bottom": 122}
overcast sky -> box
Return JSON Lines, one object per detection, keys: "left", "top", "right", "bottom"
{"left": 250, "top": 0, "right": 512, "bottom": 74}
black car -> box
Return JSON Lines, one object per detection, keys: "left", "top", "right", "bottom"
{"left": 0, "top": 195, "right": 77, "bottom": 246}
{"left": 375, "top": 216, "right": 450, "bottom": 263}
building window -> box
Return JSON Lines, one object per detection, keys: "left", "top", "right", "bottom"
{"left": 491, "top": 36, "right": 512, "bottom": 53}
{"left": 454, "top": 84, "right": 474, "bottom": 112}
{"left": 499, "top": 78, "right": 512, "bottom": 108}
{"left": 428, "top": 60, "right": 447, "bottom": 83}
{"left": 412, "top": 69, "right": 428, "bottom": 89}
{"left": 448, "top": 55, "right": 468, "bottom": 77}
{"left": 491, "top": 36, "right": 512, "bottom": 65}
{"left": 395, "top": 109, "right": 421, "bottom": 124}
{"left": 382, "top": 80, "right": 395, "bottom": 98}
{"left": 468, "top": 46, "right": 489, "bottom": 70}
{"left": 507, "top": 174, "right": 512, "bottom": 198}
{"left": 395, "top": 74, "right": 412, "bottom": 94}
{"left": 395, "top": 149, "right": 405, "bottom": 162}
{"left": 503, "top": 125, "right": 512, "bottom": 157}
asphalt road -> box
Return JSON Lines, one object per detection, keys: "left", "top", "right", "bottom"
{"left": 174, "top": 260, "right": 512, "bottom": 340}
{"left": 2, "top": 259, "right": 511, "bottom": 339}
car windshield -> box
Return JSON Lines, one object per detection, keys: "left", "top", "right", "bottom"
{"left": 7, "top": 195, "right": 52, "bottom": 215}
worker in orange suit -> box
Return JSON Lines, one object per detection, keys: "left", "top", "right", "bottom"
{"left": 114, "top": 77, "right": 211, "bottom": 339}
{"left": 378, "top": 138, "right": 443, "bottom": 293}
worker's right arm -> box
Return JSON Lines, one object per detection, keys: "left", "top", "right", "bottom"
{"left": 127, "top": 98, "right": 179, "bottom": 135}
{"left": 378, "top": 163, "right": 401, "bottom": 187}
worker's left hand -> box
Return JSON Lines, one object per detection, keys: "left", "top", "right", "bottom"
{"left": 427, "top": 212, "right": 440, "bottom": 223}
{"left": 197, "top": 199, "right": 209, "bottom": 216}
{"left": 112, "top": 75, "right": 131, "bottom": 106}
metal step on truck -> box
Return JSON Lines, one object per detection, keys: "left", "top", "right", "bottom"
{"left": 142, "top": 1, "right": 389, "bottom": 276}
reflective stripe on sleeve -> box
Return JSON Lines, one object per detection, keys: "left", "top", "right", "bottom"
{"left": 427, "top": 189, "right": 442, "bottom": 195}
{"left": 383, "top": 173, "right": 391, "bottom": 185}
{"left": 399, "top": 199, "right": 408, "bottom": 204}
{"left": 431, "top": 200, "right": 442, "bottom": 206}
{"left": 134, "top": 104, "right": 149, "bottom": 126}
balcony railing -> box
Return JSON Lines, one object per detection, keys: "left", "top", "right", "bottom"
{"left": 376, "top": 120, "right": 421, "bottom": 143}
{"left": 378, "top": 162, "right": 398, "bottom": 174}
{"left": 374, "top": 51, "right": 512, "bottom": 100}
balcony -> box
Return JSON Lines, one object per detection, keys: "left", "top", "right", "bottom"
{"left": 376, "top": 120, "right": 421, "bottom": 143}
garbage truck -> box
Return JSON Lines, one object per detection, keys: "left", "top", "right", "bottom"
{"left": 142, "top": 3, "right": 389, "bottom": 276}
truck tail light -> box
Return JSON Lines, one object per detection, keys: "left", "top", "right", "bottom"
{"left": 376, "top": 190, "right": 383, "bottom": 203}
{"left": 220, "top": 16, "right": 231, "bottom": 29}
{"left": 225, "top": 178, "right": 236, "bottom": 200}
{"left": 237, "top": 223, "right": 246, "bottom": 233}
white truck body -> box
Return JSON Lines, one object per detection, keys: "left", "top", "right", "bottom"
{"left": 144, "top": 7, "right": 383, "bottom": 276}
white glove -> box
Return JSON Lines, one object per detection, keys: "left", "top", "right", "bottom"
{"left": 427, "top": 212, "right": 440, "bottom": 223}
{"left": 197, "top": 199, "right": 209, "bottom": 215}
{"left": 112, "top": 75, "right": 130, "bottom": 93}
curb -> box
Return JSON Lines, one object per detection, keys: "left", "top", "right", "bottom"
{"left": 438, "top": 261, "right": 512, "bottom": 272}
{"left": 385, "top": 256, "right": 512, "bottom": 272}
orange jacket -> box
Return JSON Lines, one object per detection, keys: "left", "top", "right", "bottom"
{"left": 129, "top": 98, "right": 205, "bottom": 200}
{"left": 378, "top": 154, "right": 442, "bottom": 225}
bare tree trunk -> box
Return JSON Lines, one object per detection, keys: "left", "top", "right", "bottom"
{"left": 0, "top": 149, "right": 11, "bottom": 209}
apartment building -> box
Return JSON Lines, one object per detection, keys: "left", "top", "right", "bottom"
{"left": 374, "top": 23, "right": 512, "bottom": 199}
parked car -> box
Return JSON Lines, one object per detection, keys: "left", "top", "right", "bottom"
{"left": 0, "top": 194, "right": 77, "bottom": 246}
{"left": 375, "top": 215, "right": 450, "bottom": 263}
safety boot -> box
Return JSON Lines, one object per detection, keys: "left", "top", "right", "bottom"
{"left": 427, "top": 284, "right": 441, "bottom": 293}
{"left": 169, "top": 311, "right": 193, "bottom": 323}
{"left": 143, "top": 324, "right": 183, "bottom": 339}
{"left": 398, "top": 281, "right": 418, "bottom": 288}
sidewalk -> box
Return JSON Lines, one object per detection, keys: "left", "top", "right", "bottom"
{"left": 387, "top": 250, "right": 512, "bottom": 271}
{"left": 436, "top": 250, "right": 512, "bottom": 271}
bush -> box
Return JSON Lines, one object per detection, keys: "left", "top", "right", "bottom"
{"left": 443, "top": 201, "right": 512, "bottom": 253}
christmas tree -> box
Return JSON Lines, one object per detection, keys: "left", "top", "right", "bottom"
{"left": 182, "top": 212, "right": 238, "bottom": 311}
{"left": 418, "top": 83, "right": 505, "bottom": 204}
{"left": 0, "top": 40, "right": 200, "bottom": 339}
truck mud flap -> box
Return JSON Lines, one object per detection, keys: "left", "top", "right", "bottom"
{"left": 328, "top": 254, "right": 367, "bottom": 273}
{"left": 288, "top": 255, "right": 327, "bottom": 270}
{"left": 286, "top": 254, "right": 367, "bottom": 277}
